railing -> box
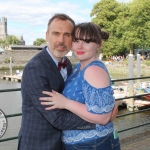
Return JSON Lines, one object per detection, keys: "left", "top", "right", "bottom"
{"left": 0, "top": 76, "right": 150, "bottom": 142}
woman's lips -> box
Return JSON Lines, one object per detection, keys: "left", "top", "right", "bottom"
{"left": 77, "top": 51, "right": 85, "bottom": 55}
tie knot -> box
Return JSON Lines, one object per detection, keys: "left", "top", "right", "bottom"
{"left": 58, "top": 59, "right": 67, "bottom": 71}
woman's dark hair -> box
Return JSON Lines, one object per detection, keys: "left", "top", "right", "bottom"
{"left": 72, "top": 22, "right": 109, "bottom": 43}
{"left": 47, "top": 13, "right": 75, "bottom": 31}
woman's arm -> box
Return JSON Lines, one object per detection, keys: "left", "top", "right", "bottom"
{"left": 40, "top": 65, "right": 116, "bottom": 125}
{"left": 62, "top": 97, "right": 112, "bottom": 125}
{"left": 40, "top": 90, "right": 111, "bottom": 125}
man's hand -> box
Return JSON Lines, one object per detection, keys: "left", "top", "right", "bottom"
{"left": 110, "top": 104, "right": 118, "bottom": 121}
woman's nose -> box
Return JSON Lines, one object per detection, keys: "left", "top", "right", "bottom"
{"left": 77, "top": 41, "right": 83, "bottom": 48}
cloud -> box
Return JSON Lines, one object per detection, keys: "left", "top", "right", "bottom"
{"left": 0, "top": 0, "right": 131, "bottom": 45}
{"left": 88, "top": 0, "right": 99, "bottom": 3}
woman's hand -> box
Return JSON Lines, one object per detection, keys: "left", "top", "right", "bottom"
{"left": 39, "top": 90, "right": 69, "bottom": 110}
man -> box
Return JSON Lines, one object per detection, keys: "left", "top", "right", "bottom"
{"left": 18, "top": 13, "right": 118, "bottom": 150}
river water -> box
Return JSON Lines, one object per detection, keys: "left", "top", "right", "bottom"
{"left": 0, "top": 70, "right": 150, "bottom": 150}
{"left": 0, "top": 70, "right": 22, "bottom": 149}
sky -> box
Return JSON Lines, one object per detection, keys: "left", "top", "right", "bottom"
{"left": 0, "top": 0, "right": 131, "bottom": 45}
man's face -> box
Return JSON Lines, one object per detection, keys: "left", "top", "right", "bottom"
{"left": 46, "top": 19, "right": 74, "bottom": 61}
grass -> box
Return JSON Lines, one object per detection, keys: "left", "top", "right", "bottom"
{"left": 0, "top": 66, "right": 24, "bottom": 70}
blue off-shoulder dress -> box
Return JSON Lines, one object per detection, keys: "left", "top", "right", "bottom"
{"left": 62, "top": 60, "right": 115, "bottom": 144}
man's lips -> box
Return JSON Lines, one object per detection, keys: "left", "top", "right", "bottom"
{"left": 77, "top": 51, "right": 85, "bottom": 55}
{"left": 56, "top": 45, "right": 66, "bottom": 50}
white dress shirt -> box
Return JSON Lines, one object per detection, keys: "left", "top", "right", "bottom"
{"left": 46, "top": 47, "right": 67, "bottom": 81}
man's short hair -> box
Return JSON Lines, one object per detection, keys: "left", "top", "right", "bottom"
{"left": 47, "top": 13, "right": 75, "bottom": 31}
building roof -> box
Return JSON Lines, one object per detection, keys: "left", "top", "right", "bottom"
{"left": 11, "top": 45, "right": 44, "bottom": 48}
{"left": 11, "top": 45, "right": 45, "bottom": 50}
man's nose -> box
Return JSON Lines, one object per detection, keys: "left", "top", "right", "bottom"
{"left": 58, "top": 35, "right": 65, "bottom": 43}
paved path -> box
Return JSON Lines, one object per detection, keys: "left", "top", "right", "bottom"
{"left": 120, "top": 131, "right": 150, "bottom": 150}
{"left": 121, "top": 137, "right": 150, "bottom": 150}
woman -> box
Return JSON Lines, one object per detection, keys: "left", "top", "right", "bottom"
{"left": 40, "top": 22, "right": 120, "bottom": 150}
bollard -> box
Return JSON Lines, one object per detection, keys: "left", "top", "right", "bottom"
{"left": 10, "top": 57, "right": 12, "bottom": 76}
{"left": 136, "top": 54, "right": 141, "bottom": 90}
{"left": 128, "top": 54, "right": 134, "bottom": 111}
{"left": 137, "top": 54, "right": 141, "bottom": 77}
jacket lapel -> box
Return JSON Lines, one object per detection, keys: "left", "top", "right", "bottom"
{"left": 41, "top": 47, "right": 64, "bottom": 83}
{"left": 41, "top": 47, "right": 72, "bottom": 81}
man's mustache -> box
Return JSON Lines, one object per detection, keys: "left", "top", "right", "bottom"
{"left": 56, "top": 43, "right": 67, "bottom": 48}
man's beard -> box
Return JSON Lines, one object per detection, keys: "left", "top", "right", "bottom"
{"left": 53, "top": 49, "right": 69, "bottom": 58}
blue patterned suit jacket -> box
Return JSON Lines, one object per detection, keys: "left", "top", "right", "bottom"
{"left": 18, "top": 47, "right": 95, "bottom": 150}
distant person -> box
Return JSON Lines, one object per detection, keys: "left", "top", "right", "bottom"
{"left": 40, "top": 22, "right": 120, "bottom": 150}
{"left": 99, "top": 53, "right": 103, "bottom": 60}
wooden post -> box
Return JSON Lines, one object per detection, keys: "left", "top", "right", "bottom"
{"left": 128, "top": 54, "right": 134, "bottom": 111}
{"left": 10, "top": 57, "right": 12, "bottom": 76}
{"left": 136, "top": 54, "right": 141, "bottom": 90}
{"left": 137, "top": 54, "right": 141, "bottom": 77}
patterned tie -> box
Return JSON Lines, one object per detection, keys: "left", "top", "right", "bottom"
{"left": 58, "top": 59, "right": 67, "bottom": 71}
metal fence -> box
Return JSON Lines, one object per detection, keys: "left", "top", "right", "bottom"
{"left": 0, "top": 76, "right": 150, "bottom": 142}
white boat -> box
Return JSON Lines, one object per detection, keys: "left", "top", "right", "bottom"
{"left": 113, "top": 85, "right": 128, "bottom": 98}
{"left": 15, "top": 70, "right": 23, "bottom": 77}
{"left": 112, "top": 85, "right": 128, "bottom": 106}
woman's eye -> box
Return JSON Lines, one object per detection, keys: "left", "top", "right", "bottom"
{"left": 74, "top": 40, "right": 79, "bottom": 42}
{"left": 84, "top": 41, "right": 90, "bottom": 43}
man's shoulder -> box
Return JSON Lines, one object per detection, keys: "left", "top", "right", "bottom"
{"left": 24, "top": 50, "right": 44, "bottom": 69}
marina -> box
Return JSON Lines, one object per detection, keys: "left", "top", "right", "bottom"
{"left": 0, "top": 73, "right": 150, "bottom": 149}
{"left": 0, "top": 64, "right": 150, "bottom": 150}
{"left": 112, "top": 80, "right": 150, "bottom": 110}
{"left": 1, "top": 70, "right": 150, "bottom": 110}
{"left": 0, "top": 70, "right": 23, "bottom": 82}
{"left": 1, "top": 75, "right": 21, "bottom": 82}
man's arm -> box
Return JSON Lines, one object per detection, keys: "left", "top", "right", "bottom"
{"left": 110, "top": 104, "right": 118, "bottom": 121}
{"left": 22, "top": 62, "right": 95, "bottom": 130}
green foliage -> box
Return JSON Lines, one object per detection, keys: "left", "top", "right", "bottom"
{"left": 0, "top": 66, "right": 24, "bottom": 70}
{"left": 0, "top": 36, "right": 19, "bottom": 49}
{"left": 6, "top": 35, "right": 19, "bottom": 45}
{"left": 90, "top": 0, "right": 150, "bottom": 56}
{"left": 5, "top": 57, "right": 11, "bottom": 63}
{"left": 33, "top": 38, "right": 46, "bottom": 46}
{"left": 0, "top": 38, "right": 5, "bottom": 48}
{"left": 145, "top": 60, "right": 150, "bottom": 66}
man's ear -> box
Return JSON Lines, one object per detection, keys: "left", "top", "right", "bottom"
{"left": 46, "top": 31, "right": 48, "bottom": 42}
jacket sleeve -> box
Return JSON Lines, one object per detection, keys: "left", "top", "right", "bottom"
{"left": 21, "top": 61, "right": 95, "bottom": 130}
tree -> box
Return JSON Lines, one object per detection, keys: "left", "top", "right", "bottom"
{"left": 0, "top": 38, "right": 5, "bottom": 48}
{"left": 33, "top": 38, "right": 46, "bottom": 46}
{"left": 90, "top": 0, "right": 150, "bottom": 56}
{"left": 6, "top": 35, "right": 19, "bottom": 45}
{"left": 91, "top": 0, "right": 120, "bottom": 31}
{"left": 124, "top": 0, "right": 150, "bottom": 50}
{"left": 91, "top": 0, "right": 125, "bottom": 56}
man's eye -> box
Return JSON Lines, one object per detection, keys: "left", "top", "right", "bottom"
{"left": 53, "top": 32, "right": 59, "bottom": 35}
{"left": 65, "top": 33, "right": 71, "bottom": 37}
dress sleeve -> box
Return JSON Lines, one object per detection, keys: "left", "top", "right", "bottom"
{"left": 82, "top": 79, "right": 115, "bottom": 114}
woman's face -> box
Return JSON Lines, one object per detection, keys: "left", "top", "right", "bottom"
{"left": 72, "top": 39, "right": 101, "bottom": 62}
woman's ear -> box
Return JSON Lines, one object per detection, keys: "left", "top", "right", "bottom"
{"left": 96, "top": 44, "right": 102, "bottom": 51}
